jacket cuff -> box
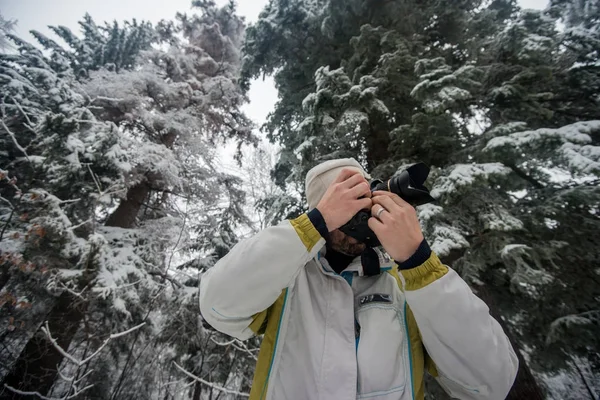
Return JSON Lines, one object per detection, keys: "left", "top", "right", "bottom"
{"left": 307, "top": 208, "right": 330, "bottom": 241}
{"left": 400, "top": 252, "right": 449, "bottom": 291}
{"left": 396, "top": 239, "right": 432, "bottom": 270}
{"left": 290, "top": 213, "right": 323, "bottom": 252}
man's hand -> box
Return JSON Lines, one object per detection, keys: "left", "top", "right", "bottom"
{"left": 316, "top": 168, "right": 372, "bottom": 232}
{"left": 368, "top": 191, "right": 424, "bottom": 262}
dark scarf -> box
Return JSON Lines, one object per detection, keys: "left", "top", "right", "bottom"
{"left": 324, "top": 244, "right": 356, "bottom": 274}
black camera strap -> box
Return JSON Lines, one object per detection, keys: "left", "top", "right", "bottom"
{"left": 360, "top": 247, "right": 394, "bottom": 276}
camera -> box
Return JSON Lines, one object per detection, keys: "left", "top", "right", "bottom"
{"left": 339, "top": 163, "right": 436, "bottom": 248}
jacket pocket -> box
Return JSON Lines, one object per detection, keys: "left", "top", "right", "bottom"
{"left": 356, "top": 303, "right": 408, "bottom": 398}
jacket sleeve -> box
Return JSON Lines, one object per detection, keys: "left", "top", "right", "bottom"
{"left": 199, "top": 213, "right": 325, "bottom": 340}
{"left": 401, "top": 252, "right": 519, "bottom": 400}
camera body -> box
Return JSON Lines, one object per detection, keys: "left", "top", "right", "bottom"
{"left": 339, "top": 163, "right": 435, "bottom": 248}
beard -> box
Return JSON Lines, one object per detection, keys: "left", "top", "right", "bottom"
{"left": 328, "top": 229, "right": 366, "bottom": 256}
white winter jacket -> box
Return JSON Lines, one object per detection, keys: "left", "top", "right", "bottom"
{"left": 200, "top": 213, "right": 518, "bottom": 400}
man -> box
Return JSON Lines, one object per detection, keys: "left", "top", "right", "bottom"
{"left": 200, "top": 158, "right": 518, "bottom": 400}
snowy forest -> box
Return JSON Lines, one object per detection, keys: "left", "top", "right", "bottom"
{"left": 0, "top": 0, "right": 599, "bottom": 398}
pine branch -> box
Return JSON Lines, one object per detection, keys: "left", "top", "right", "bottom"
{"left": 505, "top": 163, "right": 544, "bottom": 189}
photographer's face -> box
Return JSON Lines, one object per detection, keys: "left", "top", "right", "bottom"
{"left": 329, "top": 229, "right": 366, "bottom": 256}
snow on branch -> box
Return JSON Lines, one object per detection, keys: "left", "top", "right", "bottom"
{"left": 173, "top": 362, "right": 250, "bottom": 397}
{"left": 484, "top": 121, "right": 600, "bottom": 174}
{"left": 431, "top": 163, "right": 510, "bottom": 198}
{"left": 547, "top": 310, "right": 600, "bottom": 345}
{"left": 3, "top": 384, "right": 93, "bottom": 400}
{"left": 210, "top": 337, "right": 258, "bottom": 361}
{"left": 41, "top": 321, "right": 146, "bottom": 367}
{"left": 484, "top": 121, "right": 600, "bottom": 150}
{"left": 1, "top": 106, "right": 31, "bottom": 162}
{"left": 429, "top": 225, "right": 470, "bottom": 257}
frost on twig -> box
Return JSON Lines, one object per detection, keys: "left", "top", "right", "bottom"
{"left": 173, "top": 362, "right": 250, "bottom": 398}
{"left": 41, "top": 321, "right": 146, "bottom": 367}
{"left": 210, "top": 336, "right": 259, "bottom": 361}
{"left": 3, "top": 383, "right": 93, "bottom": 400}
{"left": 0, "top": 106, "right": 30, "bottom": 162}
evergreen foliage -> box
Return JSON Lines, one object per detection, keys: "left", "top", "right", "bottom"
{"left": 1, "top": 0, "right": 599, "bottom": 398}
{"left": 242, "top": 0, "right": 600, "bottom": 398}
{"left": 0, "top": 3, "right": 257, "bottom": 399}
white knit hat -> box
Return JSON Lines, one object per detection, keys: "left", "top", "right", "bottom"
{"left": 305, "top": 158, "right": 371, "bottom": 211}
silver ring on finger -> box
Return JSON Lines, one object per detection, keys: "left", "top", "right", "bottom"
{"left": 376, "top": 207, "right": 386, "bottom": 219}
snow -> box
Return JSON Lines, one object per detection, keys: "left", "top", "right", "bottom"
{"left": 500, "top": 244, "right": 530, "bottom": 258}
{"left": 431, "top": 163, "right": 511, "bottom": 198}
{"left": 429, "top": 225, "right": 470, "bottom": 257}
{"left": 294, "top": 137, "right": 315, "bottom": 154}
{"left": 501, "top": 243, "right": 554, "bottom": 297}
{"left": 508, "top": 189, "right": 528, "bottom": 203}
{"left": 519, "top": 33, "right": 554, "bottom": 60}
{"left": 337, "top": 110, "right": 368, "bottom": 132}
{"left": 298, "top": 116, "right": 315, "bottom": 131}
{"left": 417, "top": 203, "right": 443, "bottom": 223}
{"left": 131, "top": 142, "right": 181, "bottom": 188}
{"left": 57, "top": 269, "right": 84, "bottom": 279}
{"left": 538, "top": 356, "right": 600, "bottom": 400}
{"left": 302, "top": 92, "right": 317, "bottom": 111}
{"left": 480, "top": 209, "right": 524, "bottom": 231}
{"left": 485, "top": 122, "right": 528, "bottom": 136}
{"left": 544, "top": 218, "right": 559, "bottom": 229}
{"left": 484, "top": 121, "right": 600, "bottom": 151}
{"left": 560, "top": 143, "right": 600, "bottom": 174}
{"left": 368, "top": 99, "right": 389, "bottom": 114}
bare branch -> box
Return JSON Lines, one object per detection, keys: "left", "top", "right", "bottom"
{"left": 80, "top": 322, "right": 146, "bottom": 366}
{"left": 10, "top": 95, "right": 36, "bottom": 132}
{"left": 41, "top": 321, "right": 81, "bottom": 366}
{"left": 0, "top": 195, "right": 14, "bottom": 210}
{"left": 210, "top": 337, "right": 236, "bottom": 347}
{"left": 42, "top": 321, "right": 146, "bottom": 367}
{"left": 86, "top": 164, "right": 103, "bottom": 195}
{"left": 0, "top": 111, "right": 30, "bottom": 162}
{"left": 3, "top": 383, "right": 93, "bottom": 400}
{"left": 69, "top": 218, "right": 92, "bottom": 231}
{"left": 173, "top": 362, "right": 250, "bottom": 398}
{"left": 58, "top": 282, "right": 88, "bottom": 301}
{"left": 74, "top": 368, "right": 94, "bottom": 385}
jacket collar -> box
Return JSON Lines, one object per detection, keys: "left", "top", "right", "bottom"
{"left": 316, "top": 248, "right": 362, "bottom": 275}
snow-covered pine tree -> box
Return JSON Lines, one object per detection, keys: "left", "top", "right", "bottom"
{"left": 242, "top": 0, "right": 517, "bottom": 193}
{"left": 1, "top": 3, "right": 256, "bottom": 399}
{"left": 242, "top": 0, "right": 599, "bottom": 398}
{"left": 0, "top": 13, "right": 16, "bottom": 51}
{"left": 356, "top": 4, "right": 600, "bottom": 398}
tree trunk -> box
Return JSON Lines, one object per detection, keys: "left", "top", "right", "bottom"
{"left": 192, "top": 381, "right": 202, "bottom": 400}
{"left": 104, "top": 131, "right": 176, "bottom": 229}
{"left": 0, "top": 293, "right": 84, "bottom": 399}
{"left": 104, "top": 182, "right": 150, "bottom": 228}
{"left": 366, "top": 126, "right": 391, "bottom": 171}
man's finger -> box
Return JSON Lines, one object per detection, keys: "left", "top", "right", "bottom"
{"left": 334, "top": 168, "right": 361, "bottom": 184}
{"left": 357, "top": 197, "right": 373, "bottom": 211}
{"left": 368, "top": 216, "right": 384, "bottom": 234}
{"left": 349, "top": 181, "right": 371, "bottom": 199}
{"left": 371, "top": 204, "right": 392, "bottom": 223}
{"left": 372, "top": 191, "right": 409, "bottom": 208}
{"left": 341, "top": 172, "right": 368, "bottom": 189}
{"left": 372, "top": 195, "right": 401, "bottom": 214}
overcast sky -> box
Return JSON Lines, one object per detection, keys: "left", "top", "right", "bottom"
{"left": 2, "top": 0, "right": 547, "bottom": 128}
